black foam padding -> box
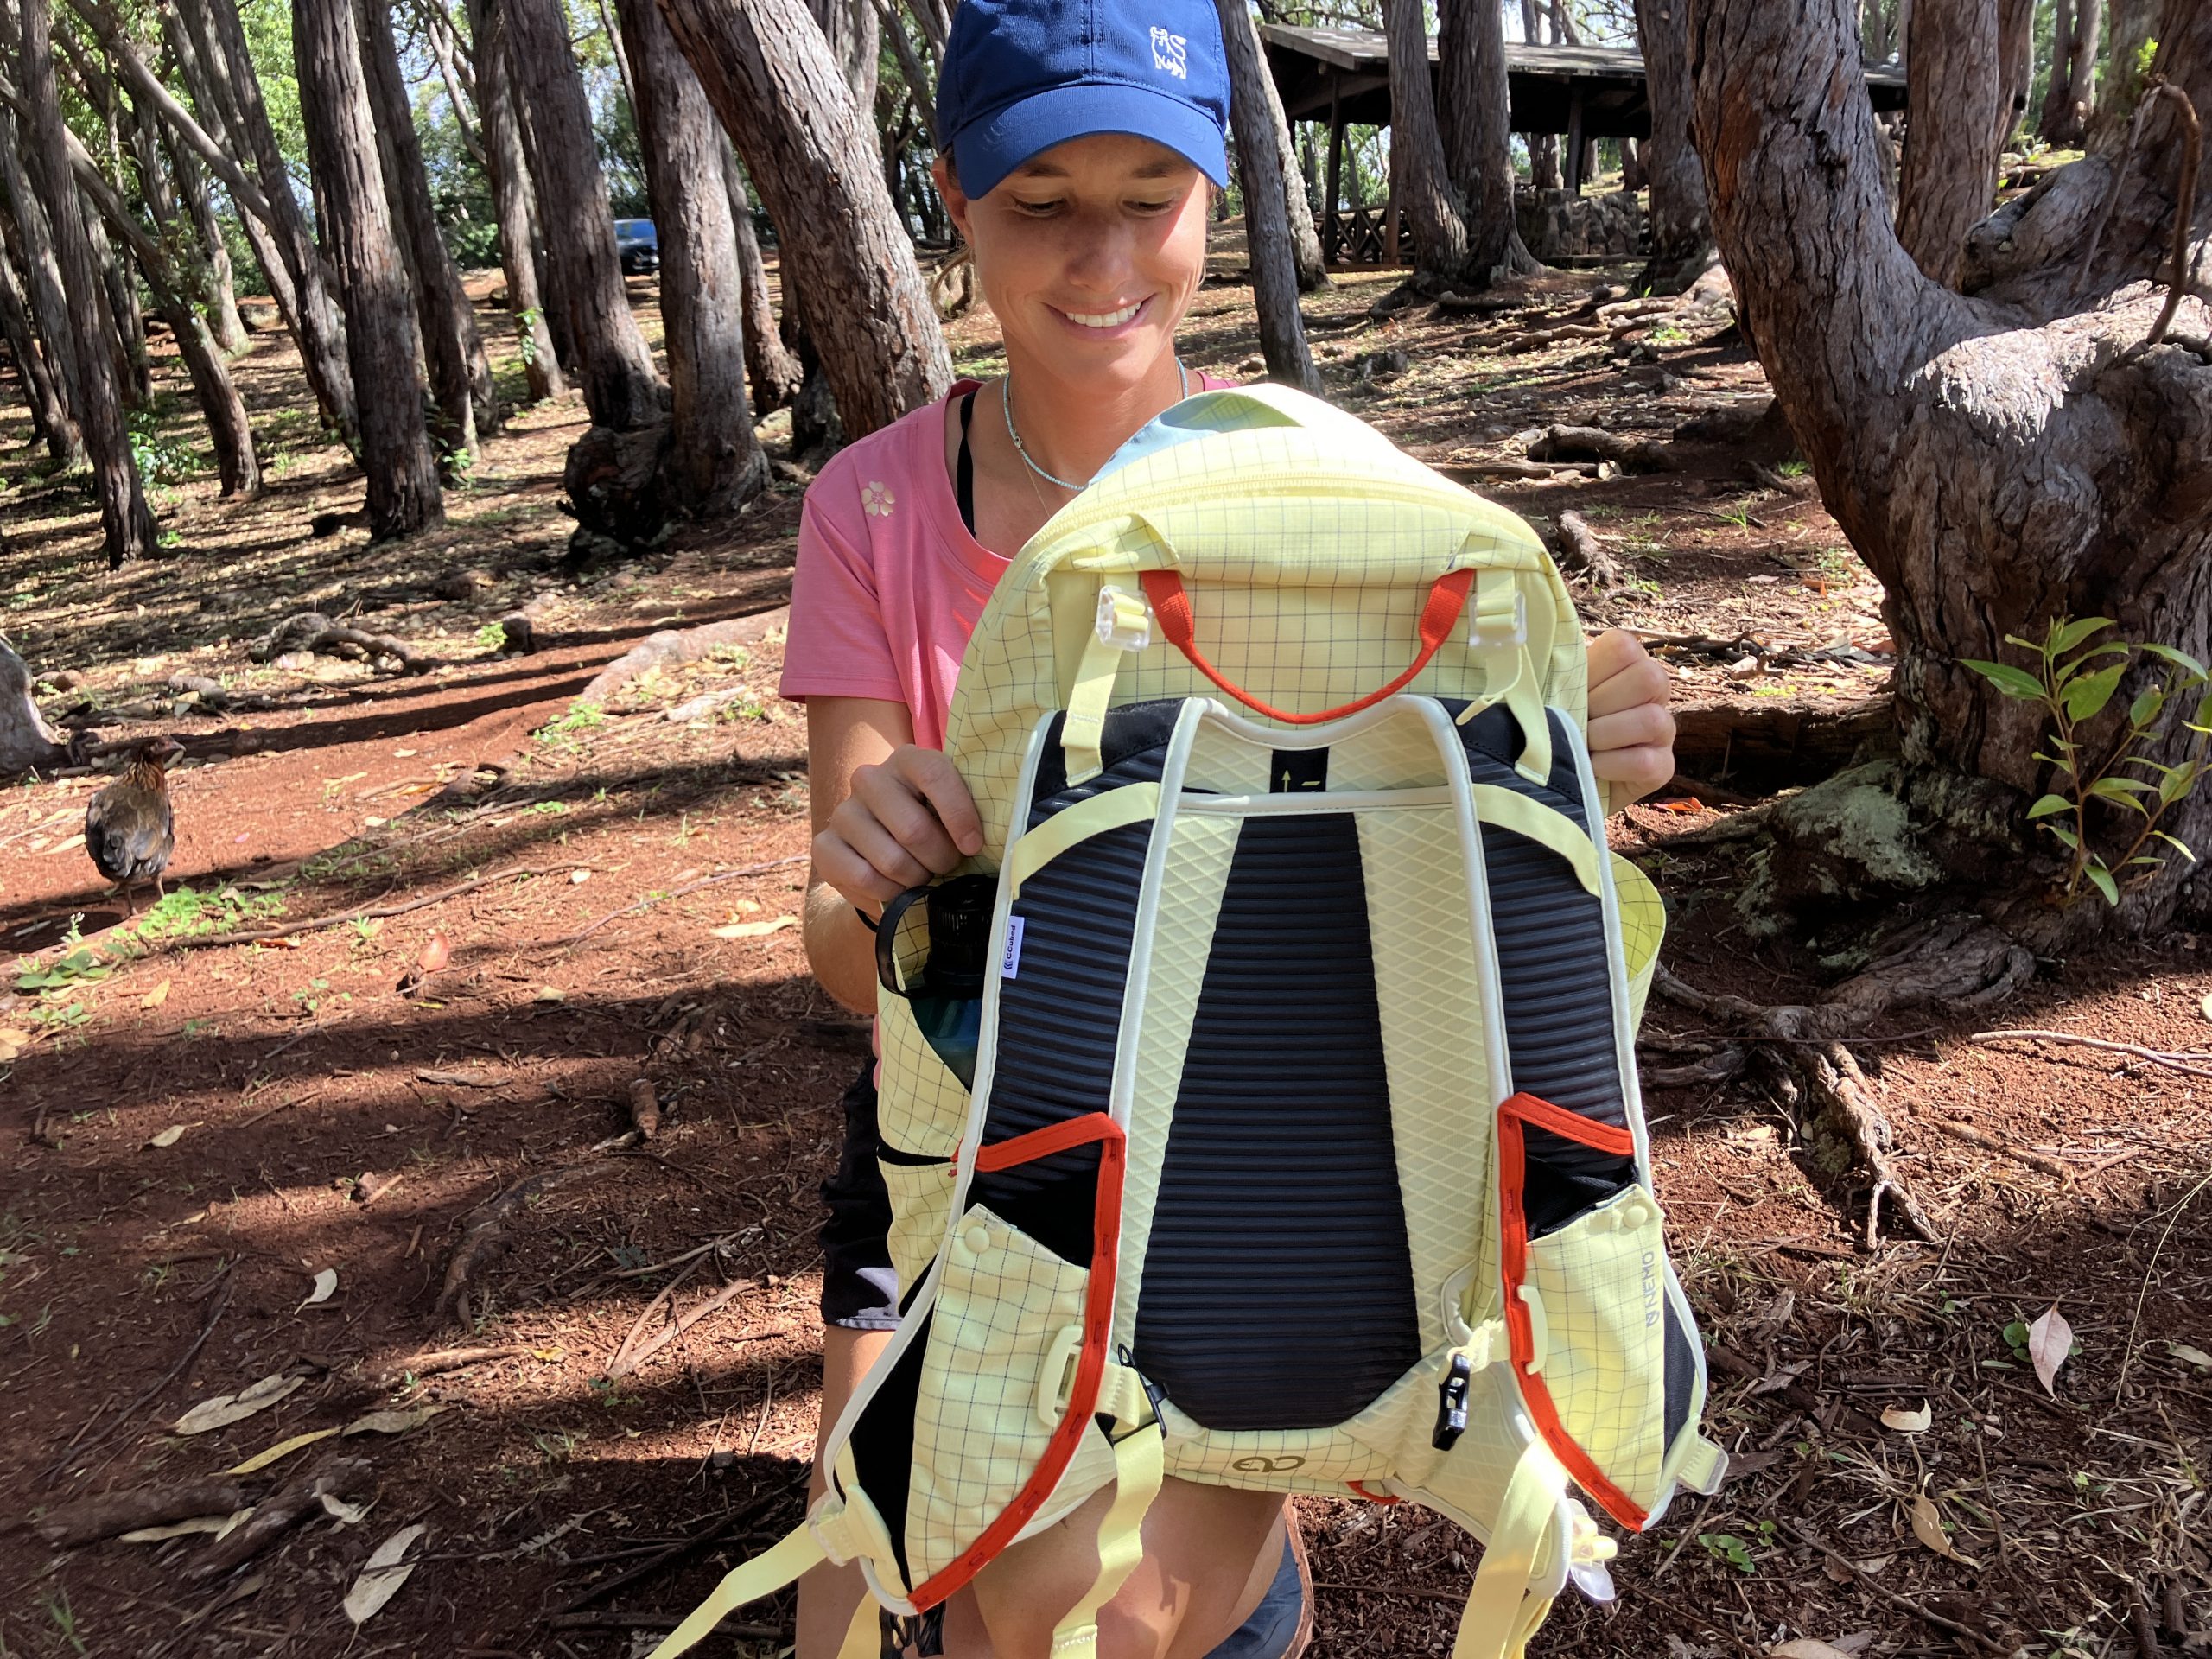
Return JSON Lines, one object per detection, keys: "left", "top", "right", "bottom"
{"left": 1027, "top": 699, "right": 1185, "bottom": 816}
{"left": 1132, "top": 813, "right": 1421, "bottom": 1431}
{"left": 1446, "top": 701, "right": 1637, "bottom": 1230}
{"left": 846, "top": 1306, "right": 931, "bottom": 1586}
{"left": 1662, "top": 1287, "right": 1699, "bottom": 1448}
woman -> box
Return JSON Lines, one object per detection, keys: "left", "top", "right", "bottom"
{"left": 779, "top": 0, "right": 1678, "bottom": 1650}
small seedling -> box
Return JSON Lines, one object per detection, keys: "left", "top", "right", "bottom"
{"left": 1697, "top": 1531, "right": 1757, "bottom": 1573}
{"left": 474, "top": 621, "right": 509, "bottom": 652}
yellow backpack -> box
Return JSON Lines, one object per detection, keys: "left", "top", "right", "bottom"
{"left": 654, "top": 385, "right": 1722, "bottom": 1659}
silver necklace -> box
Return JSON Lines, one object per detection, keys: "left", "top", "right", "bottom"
{"left": 1002, "top": 359, "right": 1190, "bottom": 493}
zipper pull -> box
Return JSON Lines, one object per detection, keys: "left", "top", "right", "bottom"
{"left": 1432, "top": 1351, "right": 1473, "bottom": 1451}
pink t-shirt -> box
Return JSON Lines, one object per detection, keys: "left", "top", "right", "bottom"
{"left": 779, "top": 377, "right": 1231, "bottom": 745}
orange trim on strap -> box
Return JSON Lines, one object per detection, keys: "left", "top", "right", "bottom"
{"left": 1138, "top": 567, "right": 1474, "bottom": 725}
{"left": 908, "top": 1112, "right": 1128, "bottom": 1610}
{"left": 1347, "top": 1480, "right": 1402, "bottom": 1504}
{"left": 1496, "top": 1091, "right": 1648, "bottom": 1531}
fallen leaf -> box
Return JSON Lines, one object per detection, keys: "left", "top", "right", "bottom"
{"left": 296, "top": 1268, "right": 339, "bottom": 1311}
{"left": 535, "top": 986, "right": 566, "bottom": 1003}
{"left": 1770, "top": 1642, "right": 1853, "bottom": 1659}
{"left": 570, "top": 868, "right": 591, "bottom": 884}
{"left": 321, "top": 1491, "right": 372, "bottom": 1525}
{"left": 2170, "top": 1342, "right": 2212, "bottom": 1370}
{"left": 43, "top": 833, "right": 84, "bottom": 855}
{"left": 146, "top": 1124, "right": 188, "bottom": 1149}
{"left": 416, "top": 1068, "right": 500, "bottom": 1088}
{"left": 2028, "top": 1304, "right": 2073, "bottom": 1395}
{"left": 174, "top": 1372, "right": 305, "bottom": 1434}
{"left": 344, "top": 1523, "right": 426, "bottom": 1624}
{"left": 1909, "top": 1493, "right": 1956, "bottom": 1558}
{"left": 140, "top": 979, "right": 171, "bottom": 1009}
{"left": 344, "top": 1403, "right": 450, "bottom": 1436}
{"left": 0, "top": 1027, "right": 33, "bottom": 1058}
{"left": 730, "top": 898, "right": 762, "bottom": 916}
{"left": 1830, "top": 1636, "right": 1876, "bottom": 1656}
{"left": 1880, "top": 1402, "right": 1932, "bottom": 1433}
{"left": 709, "top": 914, "right": 798, "bottom": 940}
{"left": 2202, "top": 989, "right": 2212, "bottom": 1022}
{"left": 226, "top": 1426, "right": 341, "bottom": 1473}
{"left": 416, "top": 935, "right": 450, "bottom": 975}
{"left": 118, "top": 1512, "right": 238, "bottom": 1543}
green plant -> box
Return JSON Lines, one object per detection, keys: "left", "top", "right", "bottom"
{"left": 1647, "top": 323, "right": 1689, "bottom": 346}
{"left": 474, "top": 621, "right": 509, "bottom": 652}
{"left": 534, "top": 704, "right": 605, "bottom": 747}
{"left": 127, "top": 408, "right": 197, "bottom": 487}
{"left": 1698, "top": 1531, "right": 1757, "bottom": 1573}
{"left": 515, "top": 307, "right": 543, "bottom": 367}
{"left": 45, "top": 1589, "right": 86, "bottom": 1655}
{"left": 1776, "top": 459, "right": 1809, "bottom": 478}
{"left": 1963, "top": 618, "right": 2212, "bottom": 905}
{"left": 132, "top": 885, "right": 286, "bottom": 942}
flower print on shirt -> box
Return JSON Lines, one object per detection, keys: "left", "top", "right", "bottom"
{"left": 861, "top": 480, "right": 896, "bottom": 518}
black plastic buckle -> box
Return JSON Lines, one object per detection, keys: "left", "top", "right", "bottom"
{"left": 1432, "top": 1351, "right": 1473, "bottom": 1451}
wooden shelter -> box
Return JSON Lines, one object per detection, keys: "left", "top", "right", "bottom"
{"left": 1261, "top": 26, "right": 1909, "bottom": 262}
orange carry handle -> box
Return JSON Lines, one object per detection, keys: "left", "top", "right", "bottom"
{"left": 1137, "top": 566, "right": 1475, "bottom": 725}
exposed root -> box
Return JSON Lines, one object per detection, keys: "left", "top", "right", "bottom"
{"left": 574, "top": 604, "right": 790, "bottom": 709}
{"left": 1548, "top": 510, "right": 1622, "bottom": 589}
{"left": 29, "top": 1476, "right": 256, "bottom": 1547}
{"left": 251, "top": 611, "right": 429, "bottom": 675}
{"left": 433, "top": 1160, "right": 632, "bottom": 1327}
{"left": 184, "top": 1453, "right": 372, "bottom": 1580}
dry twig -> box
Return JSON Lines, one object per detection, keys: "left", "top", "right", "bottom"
{"left": 1971, "top": 1027, "right": 2212, "bottom": 1081}
{"left": 168, "top": 863, "right": 586, "bottom": 951}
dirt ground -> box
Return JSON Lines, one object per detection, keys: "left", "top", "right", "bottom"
{"left": 0, "top": 245, "right": 2206, "bottom": 1659}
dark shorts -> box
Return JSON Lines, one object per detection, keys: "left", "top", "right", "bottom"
{"left": 820, "top": 1059, "right": 901, "bottom": 1330}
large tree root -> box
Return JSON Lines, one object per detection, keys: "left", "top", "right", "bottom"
{"left": 251, "top": 612, "right": 429, "bottom": 675}
{"left": 1650, "top": 915, "right": 2038, "bottom": 1248}
{"left": 0, "top": 640, "right": 86, "bottom": 779}
{"left": 433, "top": 1160, "right": 632, "bottom": 1326}
{"left": 184, "top": 1454, "right": 371, "bottom": 1580}
{"left": 575, "top": 604, "right": 790, "bottom": 709}
{"left": 26, "top": 1477, "right": 256, "bottom": 1548}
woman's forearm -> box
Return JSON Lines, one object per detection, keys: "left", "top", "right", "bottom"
{"left": 804, "top": 880, "right": 882, "bottom": 1015}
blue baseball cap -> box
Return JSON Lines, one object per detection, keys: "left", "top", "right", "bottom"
{"left": 936, "top": 0, "right": 1230, "bottom": 202}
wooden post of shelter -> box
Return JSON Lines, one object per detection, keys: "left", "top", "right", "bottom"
{"left": 1565, "top": 86, "right": 1586, "bottom": 191}
{"left": 1324, "top": 82, "right": 1344, "bottom": 264}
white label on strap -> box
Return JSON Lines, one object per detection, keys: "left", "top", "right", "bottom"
{"left": 1001, "top": 916, "right": 1027, "bottom": 979}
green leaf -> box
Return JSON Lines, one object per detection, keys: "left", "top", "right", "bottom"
{"left": 1964, "top": 659, "right": 2046, "bottom": 701}
{"left": 2003, "top": 634, "right": 2040, "bottom": 653}
{"left": 2063, "top": 663, "right": 2127, "bottom": 721}
{"left": 2158, "top": 762, "right": 2198, "bottom": 806}
{"left": 2086, "top": 776, "right": 2154, "bottom": 813}
{"left": 2126, "top": 856, "right": 2163, "bottom": 868}
{"left": 2086, "top": 864, "right": 2120, "bottom": 906}
{"left": 2043, "top": 822, "right": 2081, "bottom": 849}
{"left": 2141, "top": 642, "right": 2209, "bottom": 680}
{"left": 2025, "top": 793, "right": 2072, "bottom": 819}
{"left": 2035, "top": 750, "right": 2078, "bottom": 776}
{"left": 2051, "top": 617, "right": 2116, "bottom": 656}
{"left": 2152, "top": 830, "right": 2196, "bottom": 861}
{"left": 2130, "top": 685, "right": 2166, "bottom": 728}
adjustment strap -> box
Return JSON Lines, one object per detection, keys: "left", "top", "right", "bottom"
{"left": 1048, "top": 1414, "right": 1166, "bottom": 1656}
{"left": 839, "top": 1592, "right": 883, "bottom": 1659}
{"left": 1449, "top": 1441, "right": 1567, "bottom": 1659}
{"left": 646, "top": 1523, "right": 827, "bottom": 1659}
{"left": 1063, "top": 583, "right": 1154, "bottom": 784}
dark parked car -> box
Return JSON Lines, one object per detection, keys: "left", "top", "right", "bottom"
{"left": 614, "top": 218, "right": 659, "bottom": 276}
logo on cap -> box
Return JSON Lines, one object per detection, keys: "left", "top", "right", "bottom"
{"left": 1149, "top": 24, "right": 1188, "bottom": 78}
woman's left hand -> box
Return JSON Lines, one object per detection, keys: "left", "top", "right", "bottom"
{"left": 1586, "top": 629, "right": 1675, "bottom": 814}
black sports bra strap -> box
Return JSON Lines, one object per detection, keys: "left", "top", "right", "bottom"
{"left": 956, "top": 390, "right": 977, "bottom": 535}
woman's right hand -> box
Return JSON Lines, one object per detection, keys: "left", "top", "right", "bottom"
{"left": 813, "top": 744, "right": 987, "bottom": 916}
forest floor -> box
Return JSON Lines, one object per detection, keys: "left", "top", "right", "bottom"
{"left": 0, "top": 241, "right": 2207, "bottom": 1659}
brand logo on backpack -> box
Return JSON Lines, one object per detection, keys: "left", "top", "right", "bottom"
{"left": 1231, "top": 1454, "right": 1306, "bottom": 1473}
{"left": 1269, "top": 748, "right": 1328, "bottom": 793}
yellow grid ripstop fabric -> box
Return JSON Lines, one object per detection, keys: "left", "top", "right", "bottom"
{"left": 1524, "top": 1187, "right": 1671, "bottom": 1509}
{"left": 909, "top": 1205, "right": 1102, "bottom": 1581}
{"left": 939, "top": 386, "right": 1586, "bottom": 861}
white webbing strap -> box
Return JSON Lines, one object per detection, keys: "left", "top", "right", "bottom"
{"left": 645, "top": 1522, "right": 827, "bottom": 1659}
{"left": 1047, "top": 1412, "right": 1166, "bottom": 1656}
{"left": 1063, "top": 583, "right": 1153, "bottom": 784}
{"left": 1449, "top": 1442, "right": 1567, "bottom": 1659}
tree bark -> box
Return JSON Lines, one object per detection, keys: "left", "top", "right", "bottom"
{"left": 808, "top": 0, "right": 877, "bottom": 145}
{"left": 0, "top": 235, "right": 73, "bottom": 461}
{"left": 1220, "top": 0, "right": 1325, "bottom": 290}
{"left": 1633, "top": 0, "right": 1712, "bottom": 291}
{"left": 1386, "top": 0, "right": 1472, "bottom": 287}
{"left": 720, "top": 137, "right": 803, "bottom": 413}
{"left": 658, "top": 0, "right": 950, "bottom": 436}
{"left": 359, "top": 0, "right": 498, "bottom": 454}
{"left": 2093, "top": 0, "right": 2158, "bottom": 137}
{"left": 1687, "top": 0, "right": 2212, "bottom": 935}
{"left": 467, "top": 0, "right": 564, "bottom": 401}
{"left": 291, "top": 0, "right": 442, "bottom": 537}
{"left": 81, "top": 199, "right": 150, "bottom": 407}
{"left": 504, "top": 0, "right": 665, "bottom": 431}
{"left": 21, "top": 0, "right": 153, "bottom": 564}
{"left": 162, "top": 124, "right": 248, "bottom": 354}
{"left": 187, "top": 0, "right": 361, "bottom": 450}
{"left": 1894, "top": 0, "right": 2003, "bottom": 289}
{"left": 1432, "top": 0, "right": 1540, "bottom": 285}
{"left": 613, "top": 0, "right": 766, "bottom": 515}
{"left": 1994, "top": 0, "right": 2033, "bottom": 149}
{"left": 1216, "top": 0, "right": 1319, "bottom": 390}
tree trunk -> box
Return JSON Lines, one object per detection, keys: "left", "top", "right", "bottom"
{"left": 163, "top": 128, "right": 248, "bottom": 354}
{"left": 505, "top": 67, "right": 576, "bottom": 373}
{"left": 0, "top": 236, "right": 73, "bottom": 461}
{"left": 2037, "top": 0, "right": 2098, "bottom": 145}
{"left": 658, "top": 0, "right": 950, "bottom": 436}
{"left": 467, "top": 0, "right": 564, "bottom": 402}
{"left": 1687, "top": 0, "right": 2212, "bottom": 937}
{"left": 1219, "top": 0, "right": 1325, "bottom": 290}
{"left": 1386, "top": 0, "right": 1473, "bottom": 287}
{"left": 1994, "top": 0, "right": 2033, "bottom": 149}
{"left": 1633, "top": 0, "right": 1712, "bottom": 291}
{"left": 1430, "top": 0, "right": 1539, "bottom": 286}
{"left": 82, "top": 202, "right": 151, "bottom": 407}
{"left": 359, "top": 0, "right": 497, "bottom": 454}
{"left": 1894, "top": 0, "right": 2002, "bottom": 289}
{"left": 1215, "top": 0, "right": 1319, "bottom": 390}
{"left": 720, "top": 137, "right": 803, "bottom": 413}
{"left": 504, "top": 0, "right": 665, "bottom": 431}
{"left": 2093, "top": 0, "right": 2157, "bottom": 137}
{"left": 0, "top": 106, "right": 83, "bottom": 437}
{"left": 186, "top": 0, "right": 361, "bottom": 450}
{"left": 291, "top": 0, "right": 442, "bottom": 537}
{"left": 613, "top": 0, "right": 766, "bottom": 516}
{"left": 22, "top": 0, "right": 154, "bottom": 564}
{"left": 808, "top": 0, "right": 877, "bottom": 146}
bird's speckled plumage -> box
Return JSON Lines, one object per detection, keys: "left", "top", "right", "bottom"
{"left": 86, "top": 736, "right": 181, "bottom": 913}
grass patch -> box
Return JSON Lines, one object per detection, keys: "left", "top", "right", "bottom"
{"left": 130, "top": 884, "right": 287, "bottom": 942}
